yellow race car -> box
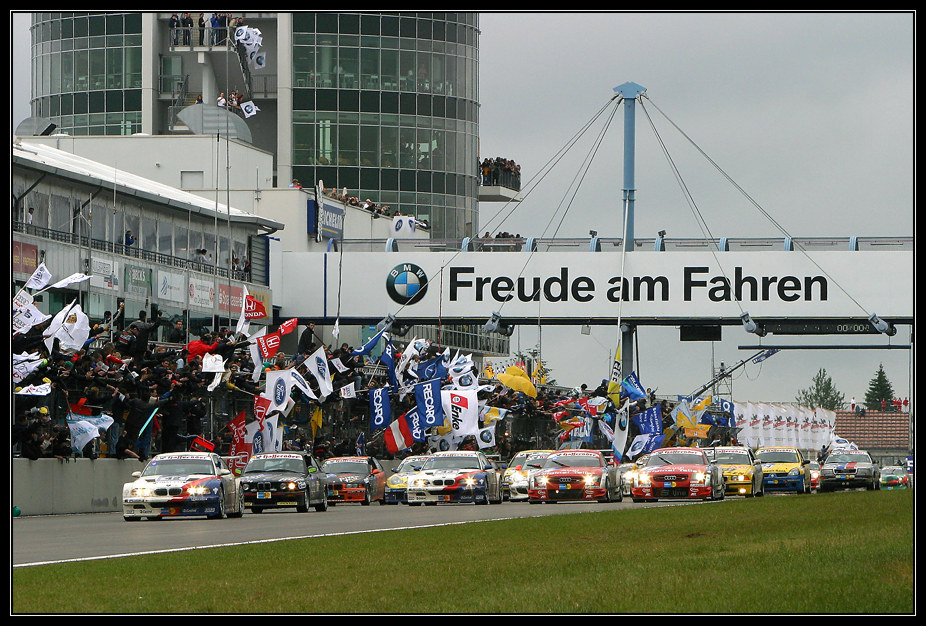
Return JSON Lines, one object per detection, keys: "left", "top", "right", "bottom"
{"left": 705, "top": 446, "right": 765, "bottom": 497}
{"left": 756, "top": 446, "right": 811, "bottom": 494}
{"left": 502, "top": 450, "right": 554, "bottom": 500}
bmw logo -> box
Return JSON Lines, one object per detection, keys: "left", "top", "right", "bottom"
{"left": 386, "top": 263, "right": 428, "bottom": 305}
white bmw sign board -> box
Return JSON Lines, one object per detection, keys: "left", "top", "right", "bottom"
{"left": 280, "top": 249, "right": 912, "bottom": 325}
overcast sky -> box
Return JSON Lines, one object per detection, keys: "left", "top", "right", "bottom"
{"left": 10, "top": 11, "right": 916, "bottom": 406}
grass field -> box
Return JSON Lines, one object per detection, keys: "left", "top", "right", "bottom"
{"left": 12, "top": 489, "right": 914, "bottom": 614}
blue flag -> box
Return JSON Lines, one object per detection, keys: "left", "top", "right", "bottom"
{"left": 415, "top": 378, "right": 443, "bottom": 427}
{"left": 353, "top": 327, "right": 386, "bottom": 357}
{"left": 405, "top": 406, "right": 426, "bottom": 442}
{"left": 380, "top": 337, "right": 399, "bottom": 392}
{"left": 369, "top": 386, "right": 391, "bottom": 430}
{"left": 415, "top": 355, "right": 448, "bottom": 382}
{"left": 621, "top": 371, "right": 647, "bottom": 400}
{"left": 632, "top": 405, "right": 663, "bottom": 434}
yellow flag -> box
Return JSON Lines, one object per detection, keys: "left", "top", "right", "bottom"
{"left": 607, "top": 344, "right": 622, "bottom": 405}
{"left": 310, "top": 406, "right": 323, "bottom": 438}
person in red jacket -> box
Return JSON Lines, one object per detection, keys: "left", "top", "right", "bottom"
{"left": 185, "top": 333, "right": 219, "bottom": 363}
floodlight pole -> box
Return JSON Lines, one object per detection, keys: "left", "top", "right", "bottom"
{"left": 614, "top": 81, "right": 646, "bottom": 378}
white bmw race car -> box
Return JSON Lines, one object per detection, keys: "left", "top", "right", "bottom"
{"left": 122, "top": 452, "right": 244, "bottom": 521}
{"left": 406, "top": 451, "right": 503, "bottom": 505}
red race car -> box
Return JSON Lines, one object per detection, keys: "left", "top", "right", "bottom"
{"left": 631, "top": 447, "right": 724, "bottom": 502}
{"left": 321, "top": 456, "right": 387, "bottom": 505}
{"left": 527, "top": 449, "right": 622, "bottom": 503}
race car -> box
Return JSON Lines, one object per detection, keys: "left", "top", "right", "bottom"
{"left": 527, "top": 449, "right": 622, "bottom": 504}
{"left": 630, "top": 447, "right": 724, "bottom": 502}
{"left": 122, "top": 452, "right": 244, "bottom": 521}
{"left": 878, "top": 466, "right": 910, "bottom": 490}
{"left": 706, "top": 446, "right": 765, "bottom": 497}
{"left": 756, "top": 446, "right": 811, "bottom": 494}
{"left": 819, "top": 449, "right": 881, "bottom": 492}
{"left": 385, "top": 455, "right": 431, "bottom": 504}
{"left": 405, "top": 450, "right": 503, "bottom": 505}
{"left": 504, "top": 451, "right": 552, "bottom": 501}
{"left": 806, "top": 461, "right": 822, "bottom": 492}
{"left": 238, "top": 452, "right": 328, "bottom": 513}
{"left": 618, "top": 455, "right": 649, "bottom": 497}
{"left": 322, "top": 456, "right": 388, "bottom": 505}
{"left": 502, "top": 449, "right": 553, "bottom": 500}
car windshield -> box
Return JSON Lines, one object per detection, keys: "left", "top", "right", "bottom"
{"left": 244, "top": 458, "right": 306, "bottom": 474}
{"left": 524, "top": 454, "right": 549, "bottom": 468}
{"left": 422, "top": 456, "right": 482, "bottom": 470}
{"left": 322, "top": 461, "right": 370, "bottom": 475}
{"left": 826, "top": 453, "right": 872, "bottom": 464}
{"left": 142, "top": 458, "right": 215, "bottom": 476}
{"left": 645, "top": 451, "right": 707, "bottom": 467}
{"left": 713, "top": 450, "right": 752, "bottom": 464}
{"left": 508, "top": 452, "right": 532, "bottom": 467}
{"left": 395, "top": 457, "right": 427, "bottom": 473}
{"left": 543, "top": 454, "right": 602, "bottom": 469}
{"left": 882, "top": 467, "right": 905, "bottom": 475}
{"left": 757, "top": 450, "right": 800, "bottom": 463}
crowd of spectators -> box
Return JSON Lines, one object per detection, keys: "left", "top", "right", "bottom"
{"left": 13, "top": 302, "right": 676, "bottom": 467}
{"left": 168, "top": 13, "right": 245, "bottom": 47}
{"left": 480, "top": 157, "right": 521, "bottom": 191}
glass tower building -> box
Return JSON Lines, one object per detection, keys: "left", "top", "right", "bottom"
{"left": 25, "top": 12, "right": 481, "bottom": 240}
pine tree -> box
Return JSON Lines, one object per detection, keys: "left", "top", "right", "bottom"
{"left": 795, "top": 367, "right": 845, "bottom": 411}
{"left": 863, "top": 363, "right": 894, "bottom": 411}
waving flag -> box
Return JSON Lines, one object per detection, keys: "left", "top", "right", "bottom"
{"left": 278, "top": 318, "right": 298, "bottom": 335}
{"left": 369, "top": 386, "right": 391, "bottom": 430}
{"left": 415, "top": 378, "right": 443, "bottom": 427}
{"left": 415, "top": 355, "right": 448, "bottom": 382}
{"left": 379, "top": 335, "right": 399, "bottom": 392}
{"left": 352, "top": 327, "right": 386, "bottom": 357}
{"left": 43, "top": 300, "right": 90, "bottom": 352}
{"left": 441, "top": 389, "right": 479, "bottom": 437}
{"left": 633, "top": 405, "right": 663, "bottom": 435}
{"left": 24, "top": 263, "right": 53, "bottom": 290}
{"left": 226, "top": 410, "right": 248, "bottom": 475}
{"left": 305, "top": 347, "right": 334, "bottom": 398}
{"left": 621, "top": 371, "right": 647, "bottom": 401}
{"left": 626, "top": 433, "right": 666, "bottom": 460}
{"left": 48, "top": 272, "right": 91, "bottom": 290}
{"left": 255, "top": 331, "right": 282, "bottom": 360}
{"left": 385, "top": 411, "right": 414, "bottom": 454}
{"left": 263, "top": 370, "right": 292, "bottom": 413}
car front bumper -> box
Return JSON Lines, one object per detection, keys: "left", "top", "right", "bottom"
{"left": 763, "top": 475, "right": 805, "bottom": 491}
{"left": 407, "top": 486, "right": 482, "bottom": 504}
{"left": 123, "top": 495, "right": 222, "bottom": 518}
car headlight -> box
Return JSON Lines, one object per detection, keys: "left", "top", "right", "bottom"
{"left": 584, "top": 474, "right": 599, "bottom": 486}
{"left": 131, "top": 486, "right": 153, "bottom": 497}
{"left": 822, "top": 468, "right": 835, "bottom": 476}
{"left": 187, "top": 486, "right": 210, "bottom": 496}
{"left": 535, "top": 476, "right": 548, "bottom": 487}
{"left": 692, "top": 472, "right": 707, "bottom": 484}
{"left": 636, "top": 473, "right": 651, "bottom": 486}
{"left": 788, "top": 468, "right": 801, "bottom": 476}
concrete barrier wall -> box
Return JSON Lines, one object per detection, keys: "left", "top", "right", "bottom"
{"left": 12, "top": 458, "right": 146, "bottom": 516}
{"left": 12, "top": 457, "right": 404, "bottom": 517}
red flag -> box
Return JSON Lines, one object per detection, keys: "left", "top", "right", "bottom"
{"left": 227, "top": 410, "right": 248, "bottom": 475}
{"left": 243, "top": 294, "right": 267, "bottom": 319}
{"left": 279, "top": 318, "right": 298, "bottom": 335}
{"left": 384, "top": 413, "right": 414, "bottom": 455}
{"left": 253, "top": 396, "right": 272, "bottom": 431}
{"left": 255, "top": 331, "right": 281, "bottom": 359}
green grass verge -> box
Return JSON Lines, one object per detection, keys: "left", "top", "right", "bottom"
{"left": 13, "top": 489, "right": 914, "bottom": 614}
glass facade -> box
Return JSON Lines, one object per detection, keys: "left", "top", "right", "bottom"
{"left": 29, "top": 12, "right": 143, "bottom": 135}
{"left": 291, "top": 12, "right": 480, "bottom": 239}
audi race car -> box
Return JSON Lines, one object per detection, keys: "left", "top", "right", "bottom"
{"left": 322, "top": 456, "right": 388, "bottom": 505}
{"left": 878, "top": 466, "right": 910, "bottom": 490}
{"left": 503, "top": 450, "right": 553, "bottom": 501}
{"left": 238, "top": 452, "right": 328, "bottom": 513}
{"left": 122, "top": 452, "right": 244, "bottom": 521}
{"left": 819, "top": 449, "right": 881, "bottom": 492}
{"left": 705, "top": 446, "right": 765, "bottom": 497}
{"left": 618, "top": 455, "right": 649, "bottom": 497}
{"left": 630, "top": 447, "right": 724, "bottom": 502}
{"left": 756, "top": 446, "right": 811, "bottom": 494}
{"left": 406, "top": 451, "right": 503, "bottom": 505}
{"left": 527, "top": 449, "right": 622, "bottom": 504}
{"left": 385, "top": 455, "right": 431, "bottom": 504}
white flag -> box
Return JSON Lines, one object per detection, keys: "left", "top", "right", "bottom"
{"left": 202, "top": 353, "right": 226, "bottom": 373}
{"left": 240, "top": 101, "right": 260, "bottom": 118}
{"left": 48, "top": 273, "right": 91, "bottom": 290}
{"left": 235, "top": 286, "right": 251, "bottom": 337}
{"left": 305, "top": 347, "right": 334, "bottom": 398}
{"left": 249, "top": 326, "right": 267, "bottom": 382}
{"left": 43, "top": 301, "right": 91, "bottom": 352}
{"left": 15, "top": 382, "right": 52, "bottom": 396}
{"left": 13, "top": 302, "right": 51, "bottom": 335}
{"left": 340, "top": 382, "right": 356, "bottom": 399}
{"left": 332, "top": 318, "right": 340, "bottom": 339}
{"left": 25, "top": 263, "right": 53, "bottom": 290}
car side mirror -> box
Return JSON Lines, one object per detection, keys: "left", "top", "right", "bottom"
{"left": 220, "top": 468, "right": 231, "bottom": 476}
{"left": 485, "top": 464, "right": 493, "bottom": 470}
{"left": 307, "top": 467, "right": 316, "bottom": 473}
{"left": 131, "top": 471, "right": 141, "bottom": 478}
